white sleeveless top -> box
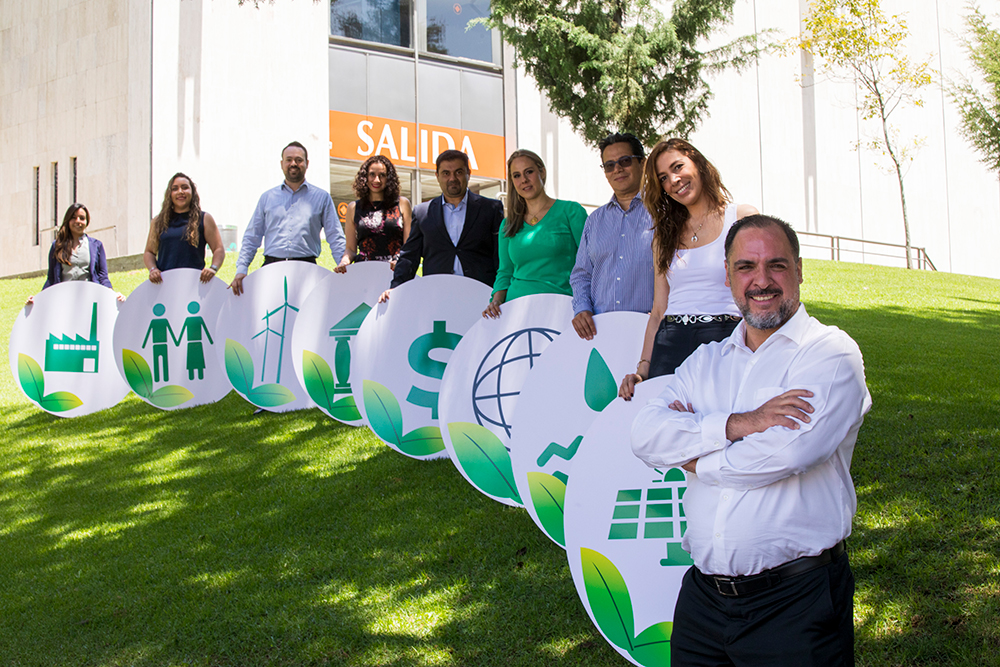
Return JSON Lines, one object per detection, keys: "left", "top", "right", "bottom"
{"left": 664, "top": 203, "right": 740, "bottom": 317}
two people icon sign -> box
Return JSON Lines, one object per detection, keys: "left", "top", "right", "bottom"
{"left": 141, "top": 302, "right": 214, "bottom": 382}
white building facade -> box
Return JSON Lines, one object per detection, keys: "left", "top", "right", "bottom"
{"left": 2, "top": 0, "right": 997, "bottom": 278}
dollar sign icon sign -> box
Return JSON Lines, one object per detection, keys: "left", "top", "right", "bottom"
{"left": 406, "top": 320, "right": 462, "bottom": 419}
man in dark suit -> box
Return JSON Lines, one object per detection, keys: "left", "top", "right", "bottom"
{"left": 381, "top": 149, "right": 504, "bottom": 300}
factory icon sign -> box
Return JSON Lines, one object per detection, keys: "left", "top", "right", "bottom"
{"left": 45, "top": 302, "right": 100, "bottom": 373}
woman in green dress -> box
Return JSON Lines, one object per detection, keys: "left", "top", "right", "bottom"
{"left": 483, "top": 149, "right": 587, "bottom": 318}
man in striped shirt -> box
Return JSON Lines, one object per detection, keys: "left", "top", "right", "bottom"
{"left": 570, "top": 132, "right": 656, "bottom": 339}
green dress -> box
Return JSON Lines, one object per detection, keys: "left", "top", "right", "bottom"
{"left": 493, "top": 199, "right": 587, "bottom": 301}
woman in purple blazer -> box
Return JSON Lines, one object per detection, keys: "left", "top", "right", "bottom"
{"left": 27, "top": 203, "right": 124, "bottom": 303}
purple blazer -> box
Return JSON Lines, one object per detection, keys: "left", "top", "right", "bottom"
{"left": 43, "top": 236, "right": 113, "bottom": 289}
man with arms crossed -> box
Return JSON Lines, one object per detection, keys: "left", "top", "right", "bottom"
{"left": 382, "top": 149, "right": 504, "bottom": 300}
{"left": 632, "top": 215, "right": 871, "bottom": 666}
{"left": 230, "top": 141, "right": 346, "bottom": 295}
{"left": 570, "top": 131, "right": 655, "bottom": 340}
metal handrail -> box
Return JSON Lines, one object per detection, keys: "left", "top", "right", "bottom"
{"left": 797, "top": 231, "right": 936, "bottom": 271}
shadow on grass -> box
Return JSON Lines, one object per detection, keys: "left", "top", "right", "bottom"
{"left": 806, "top": 300, "right": 1000, "bottom": 667}
{"left": 0, "top": 394, "right": 617, "bottom": 667}
{"left": 1, "top": 297, "right": 997, "bottom": 667}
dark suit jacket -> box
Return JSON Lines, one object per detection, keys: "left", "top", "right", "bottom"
{"left": 391, "top": 191, "right": 504, "bottom": 288}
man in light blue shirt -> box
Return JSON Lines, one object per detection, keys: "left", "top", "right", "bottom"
{"left": 570, "top": 132, "right": 655, "bottom": 339}
{"left": 230, "top": 141, "right": 346, "bottom": 295}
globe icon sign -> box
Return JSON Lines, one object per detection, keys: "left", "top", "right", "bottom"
{"left": 472, "top": 327, "right": 560, "bottom": 439}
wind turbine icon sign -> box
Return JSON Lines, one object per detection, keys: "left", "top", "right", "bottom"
{"left": 251, "top": 277, "right": 299, "bottom": 384}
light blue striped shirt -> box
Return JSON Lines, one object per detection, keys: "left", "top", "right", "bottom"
{"left": 236, "top": 180, "right": 347, "bottom": 274}
{"left": 570, "top": 192, "right": 655, "bottom": 315}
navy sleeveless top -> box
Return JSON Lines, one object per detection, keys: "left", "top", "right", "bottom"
{"left": 157, "top": 210, "right": 208, "bottom": 270}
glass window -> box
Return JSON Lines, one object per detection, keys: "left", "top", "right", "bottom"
{"left": 331, "top": 0, "right": 412, "bottom": 48}
{"left": 424, "top": 0, "right": 496, "bottom": 63}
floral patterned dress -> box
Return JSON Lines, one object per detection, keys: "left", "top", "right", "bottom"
{"left": 354, "top": 199, "right": 404, "bottom": 262}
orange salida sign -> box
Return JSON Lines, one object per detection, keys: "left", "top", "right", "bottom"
{"left": 330, "top": 111, "right": 506, "bottom": 179}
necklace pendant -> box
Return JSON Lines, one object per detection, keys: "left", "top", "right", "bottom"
{"left": 691, "top": 234, "right": 698, "bottom": 243}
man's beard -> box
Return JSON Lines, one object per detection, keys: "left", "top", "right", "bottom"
{"left": 737, "top": 289, "right": 797, "bottom": 330}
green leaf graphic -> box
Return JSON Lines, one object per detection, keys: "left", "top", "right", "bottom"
{"left": 149, "top": 385, "right": 194, "bottom": 408}
{"left": 584, "top": 348, "right": 618, "bottom": 412}
{"left": 17, "top": 353, "right": 44, "bottom": 402}
{"left": 39, "top": 391, "right": 83, "bottom": 412}
{"left": 526, "top": 472, "right": 567, "bottom": 546}
{"left": 224, "top": 339, "right": 254, "bottom": 396}
{"left": 330, "top": 395, "right": 362, "bottom": 422}
{"left": 580, "top": 547, "right": 635, "bottom": 651}
{"left": 302, "top": 349, "right": 336, "bottom": 410}
{"left": 248, "top": 383, "right": 296, "bottom": 407}
{"left": 447, "top": 422, "right": 521, "bottom": 503}
{"left": 121, "top": 349, "right": 154, "bottom": 398}
{"left": 400, "top": 426, "right": 445, "bottom": 457}
{"left": 362, "top": 380, "right": 404, "bottom": 447}
{"left": 631, "top": 621, "right": 673, "bottom": 665}
{"left": 18, "top": 354, "right": 83, "bottom": 413}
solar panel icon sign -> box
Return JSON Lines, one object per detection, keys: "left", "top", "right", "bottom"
{"left": 564, "top": 376, "right": 691, "bottom": 666}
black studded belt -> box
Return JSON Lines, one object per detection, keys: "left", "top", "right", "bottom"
{"left": 664, "top": 314, "right": 741, "bottom": 325}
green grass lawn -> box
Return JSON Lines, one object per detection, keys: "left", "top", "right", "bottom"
{"left": 1, "top": 257, "right": 998, "bottom": 666}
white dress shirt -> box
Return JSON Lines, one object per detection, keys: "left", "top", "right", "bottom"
{"left": 631, "top": 304, "right": 872, "bottom": 577}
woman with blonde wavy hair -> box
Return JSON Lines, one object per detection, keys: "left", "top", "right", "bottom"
{"left": 483, "top": 149, "right": 587, "bottom": 318}
{"left": 144, "top": 172, "right": 225, "bottom": 283}
{"left": 619, "top": 138, "right": 758, "bottom": 399}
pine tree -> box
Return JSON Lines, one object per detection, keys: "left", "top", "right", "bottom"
{"left": 479, "top": 0, "right": 764, "bottom": 147}
{"left": 949, "top": 5, "right": 1000, "bottom": 172}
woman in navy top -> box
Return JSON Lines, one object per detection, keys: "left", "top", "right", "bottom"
{"left": 144, "top": 173, "right": 225, "bottom": 283}
{"left": 27, "top": 203, "right": 124, "bottom": 303}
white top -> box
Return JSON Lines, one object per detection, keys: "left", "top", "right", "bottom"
{"left": 631, "top": 305, "right": 872, "bottom": 577}
{"left": 664, "top": 203, "right": 739, "bottom": 317}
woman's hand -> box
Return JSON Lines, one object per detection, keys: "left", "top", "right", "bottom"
{"left": 483, "top": 296, "right": 505, "bottom": 319}
{"left": 199, "top": 266, "right": 217, "bottom": 283}
{"left": 25, "top": 295, "right": 35, "bottom": 305}
{"left": 334, "top": 256, "right": 351, "bottom": 274}
{"left": 148, "top": 267, "right": 162, "bottom": 284}
{"left": 619, "top": 372, "right": 645, "bottom": 401}
{"left": 114, "top": 291, "right": 126, "bottom": 302}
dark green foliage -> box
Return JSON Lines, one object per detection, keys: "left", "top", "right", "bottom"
{"left": 480, "top": 0, "right": 764, "bottom": 146}
{"left": 949, "top": 5, "right": 1000, "bottom": 171}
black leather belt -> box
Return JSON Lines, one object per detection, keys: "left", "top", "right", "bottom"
{"left": 699, "top": 541, "right": 846, "bottom": 597}
{"left": 263, "top": 255, "right": 317, "bottom": 265}
{"left": 664, "top": 314, "right": 741, "bottom": 325}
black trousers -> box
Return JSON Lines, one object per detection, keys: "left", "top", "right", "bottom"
{"left": 648, "top": 317, "right": 740, "bottom": 379}
{"left": 671, "top": 550, "right": 855, "bottom": 666}
{"left": 262, "top": 255, "right": 317, "bottom": 266}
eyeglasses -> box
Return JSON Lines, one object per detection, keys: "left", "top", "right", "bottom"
{"left": 601, "top": 155, "right": 643, "bottom": 173}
